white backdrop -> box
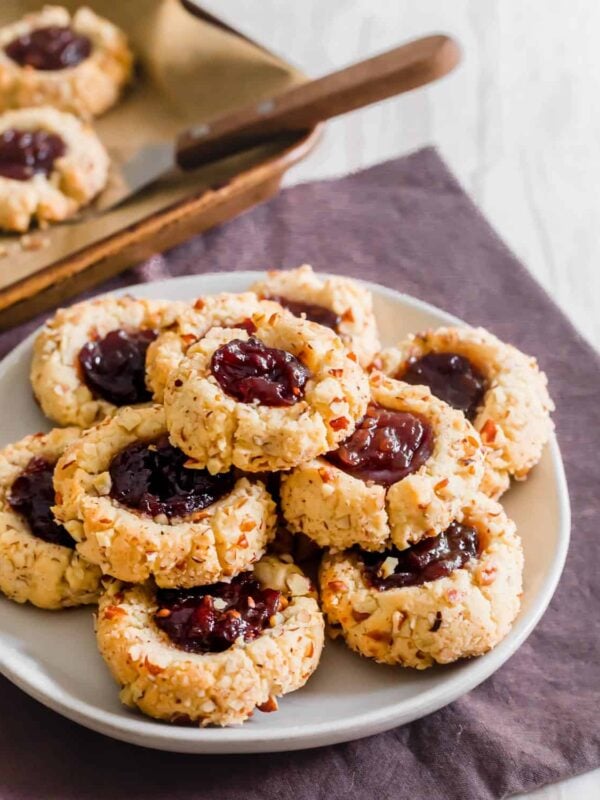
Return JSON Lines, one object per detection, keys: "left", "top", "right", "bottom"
{"left": 201, "top": 3, "right": 599, "bottom": 798}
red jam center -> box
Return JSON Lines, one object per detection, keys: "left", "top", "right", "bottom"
{"left": 154, "top": 572, "right": 282, "bottom": 653}
{"left": 8, "top": 456, "right": 74, "bottom": 548}
{"left": 232, "top": 318, "right": 257, "bottom": 335}
{"left": 400, "top": 352, "right": 487, "bottom": 422}
{"left": 360, "top": 521, "right": 479, "bottom": 590}
{"left": 264, "top": 295, "right": 340, "bottom": 331}
{"left": 108, "top": 435, "right": 234, "bottom": 520}
{"left": 78, "top": 328, "right": 157, "bottom": 407}
{"left": 211, "top": 336, "right": 311, "bottom": 406}
{"left": 326, "top": 404, "right": 433, "bottom": 486}
{"left": 5, "top": 25, "right": 92, "bottom": 71}
{"left": 0, "top": 128, "right": 66, "bottom": 181}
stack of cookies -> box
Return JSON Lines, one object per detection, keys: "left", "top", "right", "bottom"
{"left": 0, "top": 5, "right": 134, "bottom": 230}
{"left": 0, "top": 265, "right": 554, "bottom": 726}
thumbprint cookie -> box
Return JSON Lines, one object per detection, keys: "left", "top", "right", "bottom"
{"left": 374, "top": 326, "right": 554, "bottom": 498}
{"left": 96, "top": 554, "right": 324, "bottom": 726}
{"left": 0, "top": 5, "right": 133, "bottom": 117}
{"left": 164, "top": 308, "right": 369, "bottom": 474}
{"left": 0, "top": 106, "right": 108, "bottom": 230}
{"left": 53, "top": 405, "right": 277, "bottom": 588}
{"left": 251, "top": 264, "right": 380, "bottom": 367}
{"left": 146, "top": 293, "right": 282, "bottom": 403}
{"left": 31, "top": 295, "right": 186, "bottom": 427}
{"left": 319, "top": 493, "right": 523, "bottom": 669}
{"left": 281, "top": 372, "right": 484, "bottom": 552}
{"left": 0, "top": 427, "right": 101, "bottom": 609}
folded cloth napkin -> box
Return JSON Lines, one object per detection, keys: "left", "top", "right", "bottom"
{"left": 0, "top": 148, "right": 598, "bottom": 800}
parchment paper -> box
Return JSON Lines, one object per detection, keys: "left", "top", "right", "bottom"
{"left": 0, "top": 0, "right": 304, "bottom": 292}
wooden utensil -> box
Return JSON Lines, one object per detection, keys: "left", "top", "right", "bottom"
{"left": 0, "top": 1, "right": 460, "bottom": 332}
{"left": 178, "top": 34, "right": 460, "bottom": 168}
{"left": 99, "top": 34, "right": 460, "bottom": 210}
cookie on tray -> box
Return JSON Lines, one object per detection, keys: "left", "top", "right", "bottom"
{"left": 164, "top": 307, "right": 370, "bottom": 474}
{"left": 319, "top": 493, "right": 523, "bottom": 669}
{"left": 31, "top": 295, "right": 186, "bottom": 427}
{"left": 0, "top": 427, "right": 101, "bottom": 609}
{"left": 0, "top": 5, "right": 133, "bottom": 117}
{"left": 374, "top": 326, "right": 554, "bottom": 498}
{"left": 0, "top": 106, "right": 108, "bottom": 231}
{"left": 146, "top": 292, "right": 283, "bottom": 403}
{"left": 96, "top": 554, "right": 324, "bottom": 726}
{"left": 280, "top": 371, "right": 484, "bottom": 552}
{"left": 53, "top": 405, "right": 277, "bottom": 588}
{"left": 251, "top": 265, "right": 380, "bottom": 367}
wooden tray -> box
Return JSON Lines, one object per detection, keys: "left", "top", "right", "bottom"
{"left": 0, "top": 0, "right": 320, "bottom": 330}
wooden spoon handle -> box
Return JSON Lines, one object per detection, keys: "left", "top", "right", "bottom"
{"left": 176, "top": 34, "right": 460, "bottom": 169}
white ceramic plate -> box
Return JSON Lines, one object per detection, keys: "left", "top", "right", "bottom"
{"left": 0, "top": 272, "right": 570, "bottom": 753}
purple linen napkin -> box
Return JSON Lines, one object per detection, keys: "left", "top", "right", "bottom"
{"left": 0, "top": 147, "right": 598, "bottom": 800}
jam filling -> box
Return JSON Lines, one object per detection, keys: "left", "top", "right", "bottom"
{"left": 211, "top": 336, "right": 311, "bottom": 406}
{"left": 0, "top": 128, "right": 66, "bottom": 181}
{"left": 326, "top": 404, "right": 433, "bottom": 486}
{"left": 8, "top": 456, "right": 74, "bottom": 548}
{"left": 78, "top": 328, "right": 157, "bottom": 407}
{"left": 400, "top": 352, "right": 487, "bottom": 422}
{"left": 360, "top": 521, "right": 479, "bottom": 591}
{"left": 108, "top": 435, "right": 234, "bottom": 520}
{"left": 5, "top": 25, "right": 92, "bottom": 71}
{"left": 154, "top": 571, "right": 282, "bottom": 653}
{"left": 233, "top": 318, "right": 257, "bottom": 335}
{"left": 264, "top": 295, "right": 340, "bottom": 331}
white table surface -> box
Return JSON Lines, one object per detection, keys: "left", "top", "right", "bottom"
{"left": 200, "top": 1, "right": 599, "bottom": 798}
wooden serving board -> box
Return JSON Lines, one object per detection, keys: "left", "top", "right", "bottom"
{"left": 0, "top": 0, "right": 320, "bottom": 330}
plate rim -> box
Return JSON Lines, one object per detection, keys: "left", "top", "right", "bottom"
{"left": 0, "top": 271, "right": 571, "bottom": 753}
